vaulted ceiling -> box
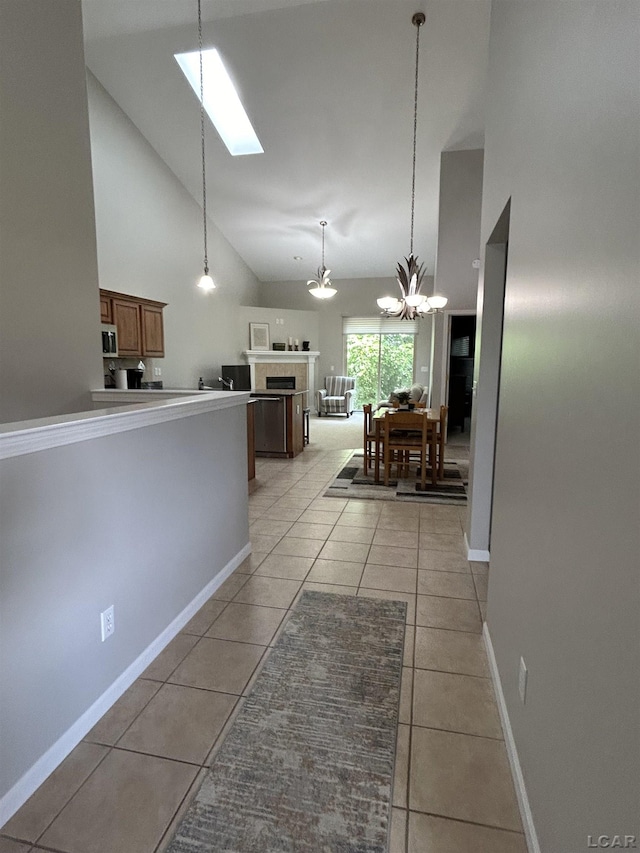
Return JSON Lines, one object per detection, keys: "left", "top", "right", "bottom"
{"left": 83, "top": 0, "right": 490, "bottom": 281}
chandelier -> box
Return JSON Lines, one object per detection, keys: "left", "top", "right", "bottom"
{"left": 307, "top": 220, "right": 337, "bottom": 299}
{"left": 196, "top": 0, "right": 215, "bottom": 292}
{"left": 377, "top": 12, "right": 447, "bottom": 319}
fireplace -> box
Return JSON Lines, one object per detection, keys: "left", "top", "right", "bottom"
{"left": 266, "top": 376, "right": 296, "bottom": 390}
{"left": 242, "top": 350, "right": 319, "bottom": 410}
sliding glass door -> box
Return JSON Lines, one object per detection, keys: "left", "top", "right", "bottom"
{"left": 345, "top": 323, "right": 416, "bottom": 410}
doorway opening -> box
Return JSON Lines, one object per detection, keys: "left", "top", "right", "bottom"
{"left": 465, "top": 199, "right": 510, "bottom": 560}
{"left": 446, "top": 315, "right": 477, "bottom": 438}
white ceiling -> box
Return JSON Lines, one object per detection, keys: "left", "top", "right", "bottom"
{"left": 82, "top": 0, "right": 490, "bottom": 282}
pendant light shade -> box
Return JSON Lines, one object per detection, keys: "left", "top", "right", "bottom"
{"left": 377, "top": 12, "right": 447, "bottom": 319}
{"left": 198, "top": 273, "right": 215, "bottom": 292}
{"left": 307, "top": 220, "right": 337, "bottom": 299}
{"left": 196, "top": 0, "right": 216, "bottom": 293}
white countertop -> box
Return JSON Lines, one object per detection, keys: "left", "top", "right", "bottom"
{"left": 1, "top": 390, "right": 250, "bottom": 460}
{"left": 92, "top": 388, "right": 220, "bottom": 400}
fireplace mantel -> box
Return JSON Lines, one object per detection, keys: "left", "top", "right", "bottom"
{"left": 243, "top": 350, "right": 320, "bottom": 403}
{"left": 243, "top": 350, "right": 320, "bottom": 361}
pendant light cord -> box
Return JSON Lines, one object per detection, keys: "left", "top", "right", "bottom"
{"left": 409, "top": 14, "right": 423, "bottom": 257}
{"left": 198, "top": 0, "right": 209, "bottom": 275}
{"left": 320, "top": 220, "right": 327, "bottom": 272}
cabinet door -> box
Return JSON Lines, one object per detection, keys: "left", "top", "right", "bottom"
{"left": 112, "top": 299, "right": 142, "bottom": 356}
{"left": 141, "top": 303, "right": 164, "bottom": 357}
{"left": 100, "top": 293, "right": 112, "bottom": 323}
{"left": 290, "top": 396, "right": 304, "bottom": 456}
{"left": 246, "top": 402, "right": 256, "bottom": 480}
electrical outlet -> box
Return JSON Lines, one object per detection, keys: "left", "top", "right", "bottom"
{"left": 518, "top": 656, "right": 528, "bottom": 703}
{"left": 420, "top": 365, "right": 429, "bottom": 373}
{"left": 154, "top": 367, "right": 162, "bottom": 376}
{"left": 330, "top": 365, "right": 335, "bottom": 372}
{"left": 101, "top": 605, "right": 115, "bottom": 642}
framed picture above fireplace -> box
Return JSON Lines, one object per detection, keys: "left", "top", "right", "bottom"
{"left": 249, "top": 322, "right": 270, "bottom": 351}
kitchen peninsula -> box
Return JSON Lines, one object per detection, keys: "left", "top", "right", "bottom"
{"left": 0, "top": 391, "right": 251, "bottom": 823}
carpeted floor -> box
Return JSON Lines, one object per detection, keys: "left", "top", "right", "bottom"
{"left": 166, "top": 590, "right": 406, "bottom": 852}
{"left": 325, "top": 451, "right": 469, "bottom": 505}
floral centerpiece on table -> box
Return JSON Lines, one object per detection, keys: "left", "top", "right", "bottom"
{"left": 394, "top": 390, "right": 412, "bottom": 410}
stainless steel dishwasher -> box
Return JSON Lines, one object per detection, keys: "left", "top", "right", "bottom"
{"left": 253, "top": 396, "right": 287, "bottom": 453}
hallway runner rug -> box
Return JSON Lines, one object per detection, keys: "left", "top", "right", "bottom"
{"left": 325, "top": 450, "right": 468, "bottom": 504}
{"left": 166, "top": 590, "right": 406, "bottom": 852}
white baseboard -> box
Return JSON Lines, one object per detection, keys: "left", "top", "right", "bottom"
{"left": 483, "top": 623, "right": 541, "bottom": 853}
{"left": 0, "top": 542, "right": 251, "bottom": 829}
{"left": 465, "top": 532, "right": 490, "bottom": 562}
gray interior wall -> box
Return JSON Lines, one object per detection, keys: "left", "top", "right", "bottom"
{"left": 465, "top": 238, "right": 507, "bottom": 556}
{"left": 236, "top": 306, "right": 319, "bottom": 365}
{"left": 481, "top": 3, "right": 640, "bottom": 850}
{"left": 259, "top": 278, "right": 434, "bottom": 398}
{"left": 0, "top": 0, "right": 103, "bottom": 424}
{"left": 0, "top": 405, "right": 248, "bottom": 801}
{"left": 87, "top": 73, "right": 262, "bottom": 391}
{"left": 430, "top": 149, "right": 484, "bottom": 407}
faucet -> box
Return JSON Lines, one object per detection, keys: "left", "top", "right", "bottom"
{"left": 218, "top": 376, "right": 234, "bottom": 391}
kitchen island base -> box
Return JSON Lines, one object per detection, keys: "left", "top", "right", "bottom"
{"left": 251, "top": 390, "right": 306, "bottom": 458}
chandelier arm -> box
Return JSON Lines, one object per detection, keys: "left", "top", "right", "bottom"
{"left": 198, "top": 0, "right": 208, "bottom": 275}
{"left": 396, "top": 261, "right": 410, "bottom": 297}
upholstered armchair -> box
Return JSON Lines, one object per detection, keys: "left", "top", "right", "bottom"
{"left": 316, "top": 376, "right": 356, "bottom": 417}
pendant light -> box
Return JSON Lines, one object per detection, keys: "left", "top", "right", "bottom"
{"left": 196, "top": 0, "right": 215, "bottom": 292}
{"left": 307, "top": 220, "right": 337, "bottom": 299}
{"left": 377, "top": 12, "right": 447, "bottom": 319}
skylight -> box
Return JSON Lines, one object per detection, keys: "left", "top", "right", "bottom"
{"left": 175, "top": 48, "right": 263, "bottom": 156}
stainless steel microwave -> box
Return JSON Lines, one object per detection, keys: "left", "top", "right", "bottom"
{"left": 101, "top": 324, "right": 119, "bottom": 357}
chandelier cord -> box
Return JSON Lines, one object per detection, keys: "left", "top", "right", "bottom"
{"left": 410, "top": 14, "right": 422, "bottom": 257}
{"left": 320, "top": 220, "right": 326, "bottom": 272}
{"left": 198, "top": 0, "right": 209, "bottom": 274}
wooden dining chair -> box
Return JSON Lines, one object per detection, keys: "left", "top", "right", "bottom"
{"left": 437, "top": 404, "right": 449, "bottom": 479}
{"left": 363, "top": 404, "right": 376, "bottom": 475}
{"left": 383, "top": 410, "right": 429, "bottom": 489}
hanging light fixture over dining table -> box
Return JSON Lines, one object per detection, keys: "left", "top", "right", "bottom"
{"left": 377, "top": 12, "right": 447, "bottom": 319}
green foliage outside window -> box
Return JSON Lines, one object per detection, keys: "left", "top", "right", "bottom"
{"left": 346, "top": 333, "right": 415, "bottom": 409}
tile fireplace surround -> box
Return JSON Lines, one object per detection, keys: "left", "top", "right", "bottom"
{"left": 243, "top": 351, "right": 320, "bottom": 406}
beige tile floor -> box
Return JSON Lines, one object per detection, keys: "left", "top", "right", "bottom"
{"left": 0, "top": 430, "right": 526, "bottom": 853}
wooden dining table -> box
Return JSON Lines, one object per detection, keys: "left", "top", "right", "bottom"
{"left": 372, "top": 407, "right": 442, "bottom": 485}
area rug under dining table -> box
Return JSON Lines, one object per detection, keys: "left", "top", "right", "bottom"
{"left": 324, "top": 450, "right": 469, "bottom": 505}
{"left": 166, "top": 590, "right": 406, "bottom": 852}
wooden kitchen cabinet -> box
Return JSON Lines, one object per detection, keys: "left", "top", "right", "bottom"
{"left": 112, "top": 298, "right": 143, "bottom": 356}
{"left": 100, "top": 293, "right": 112, "bottom": 323}
{"left": 141, "top": 303, "right": 164, "bottom": 357}
{"left": 100, "top": 290, "right": 167, "bottom": 357}
{"left": 247, "top": 400, "right": 256, "bottom": 480}
{"left": 287, "top": 395, "right": 305, "bottom": 457}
